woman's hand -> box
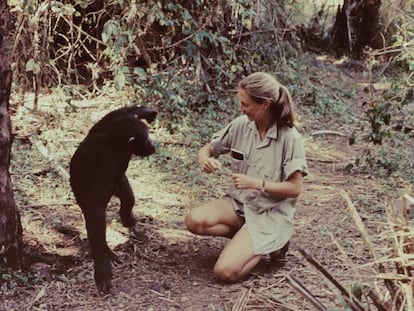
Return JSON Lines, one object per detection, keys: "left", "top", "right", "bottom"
{"left": 231, "top": 173, "right": 261, "bottom": 190}
{"left": 197, "top": 143, "right": 222, "bottom": 174}
{"left": 200, "top": 157, "right": 222, "bottom": 174}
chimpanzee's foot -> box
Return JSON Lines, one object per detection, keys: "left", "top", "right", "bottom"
{"left": 120, "top": 211, "right": 136, "bottom": 228}
{"left": 129, "top": 225, "right": 148, "bottom": 242}
{"left": 94, "top": 251, "right": 122, "bottom": 295}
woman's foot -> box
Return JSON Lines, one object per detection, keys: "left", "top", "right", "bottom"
{"left": 269, "top": 241, "right": 289, "bottom": 266}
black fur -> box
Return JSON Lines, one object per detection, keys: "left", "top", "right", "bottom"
{"left": 69, "top": 106, "right": 157, "bottom": 294}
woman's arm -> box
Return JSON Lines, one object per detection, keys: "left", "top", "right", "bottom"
{"left": 262, "top": 171, "right": 303, "bottom": 198}
{"left": 232, "top": 170, "right": 303, "bottom": 198}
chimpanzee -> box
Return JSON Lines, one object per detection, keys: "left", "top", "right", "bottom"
{"left": 69, "top": 106, "right": 157, "bottom": 294}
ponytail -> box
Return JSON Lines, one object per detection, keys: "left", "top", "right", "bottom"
{"left": 239, "top": 72, "right": 296, "bottom": 128}
{"left": 270, "top": 85, "right": 295, "bottom": 128}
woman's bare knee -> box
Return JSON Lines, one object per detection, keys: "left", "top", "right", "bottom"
{"left": 185, "top": 199, "right": 241, "bottom": 236}
{"left": 213, "top": 228, "right": 262, "bottom": 282}
{"left": 184, "top": 210, "right": 203, "bottom": 234}
{"left": 213, "top": 262, "right": 240, "bottom": 283}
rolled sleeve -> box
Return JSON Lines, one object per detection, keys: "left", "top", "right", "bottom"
{"left": 282, "top": 132, "right": 308, "bottom": 180}
{"left": 285, "top": 158, "right": 308, "bottom": 179}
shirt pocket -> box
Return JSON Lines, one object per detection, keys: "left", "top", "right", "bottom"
{"left": 230, "top": 148, "right": 248, "bottom": 174}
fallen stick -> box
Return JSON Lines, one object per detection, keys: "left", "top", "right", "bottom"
{"left": 310, "top": 130, "right": 347, "bottom": 137}
{"left": 367, "top": 289, "right": 390, "bottom": 311}
{"left": 328, "top": 232, "right": 392, "bottom": 311}
{"left": 298, "top": 248, "right": 366, "bottom": 311}
{"left": 285, "top": 274, "right": 328, "bottom": 311}
{"left": 29, "top": 133, "right": 70, "bottom": 180}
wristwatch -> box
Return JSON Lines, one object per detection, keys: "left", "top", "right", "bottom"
{"left": 261, "top": 180, "right": 266, "bottom": 192}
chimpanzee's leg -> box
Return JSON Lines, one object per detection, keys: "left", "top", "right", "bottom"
{"left": 115, "top": 175, "right": 136, "bottom": 228}
{"left": 82, "top": 202, "right": 121, "bottom": 294}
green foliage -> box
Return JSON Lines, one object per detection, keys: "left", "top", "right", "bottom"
{"left": 362, "top": 100, "right": 392, "bottom": 145}
{"left": 10, "top": 0, "right": 293, "bottom": 116}
{"left": 349, "top": 0, "right": 414, "bottom": 182}
{"left": 67, "top": 0, "right": 257, "bottom": 91}
{"left": 357, "top": 143, "right": 414, "bottom": 184}
{"left": 0, "top": 267, "right": 42, "bottom": 289}
{"left": 281, "top": 56, "right": 355, "bottom": 121}
{"left": 354, "top": 69, "right": 414, "bottom": 181}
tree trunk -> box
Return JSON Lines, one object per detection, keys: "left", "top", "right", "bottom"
{"left": 330, "top": 0, "right": 382, "bottom": 58}
{"left": 0, "top": 0, "right": 23, "bottom": 267}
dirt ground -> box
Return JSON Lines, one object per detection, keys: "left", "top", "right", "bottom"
{"left": 1, "top": 59, "right": 412, "bottom": 310}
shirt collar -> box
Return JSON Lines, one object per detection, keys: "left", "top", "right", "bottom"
{"left": 248, "top": 120, "right": 279, "bottom": 140}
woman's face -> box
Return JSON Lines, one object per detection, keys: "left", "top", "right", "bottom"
{"left": 237, "top": 88, "right": 265, "bottom": 121}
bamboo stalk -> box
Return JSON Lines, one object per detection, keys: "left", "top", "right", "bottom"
{"left": 342, "top": 190, "right": 398, "bottom": 302}
{"left": 340, "top": 190, "right": 378, "bottom": 261}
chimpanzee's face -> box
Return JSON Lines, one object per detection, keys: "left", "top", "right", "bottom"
{"left": 128, "top": 123, "right": 156, "bottom": 157}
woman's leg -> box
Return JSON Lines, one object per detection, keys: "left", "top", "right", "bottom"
{"left": 185, "top": 198, "right": 244, "bottom": 238}
{"left": 213, "top": 226, "right": 262, "bottom": 282}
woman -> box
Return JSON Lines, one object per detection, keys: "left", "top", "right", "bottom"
{"left": 185, "top": 72, "right": 308, "bottom": 282}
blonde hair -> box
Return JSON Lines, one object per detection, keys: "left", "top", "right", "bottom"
{"left": 238, "top": 72, "right": 296, "bottom": 128}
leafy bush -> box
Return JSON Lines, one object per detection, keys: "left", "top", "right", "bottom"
{"left": 11, "top": 0, "right": 295, "bottom": 123}
{"left": 344, "top": 1, "right": 414, "bottom": 182}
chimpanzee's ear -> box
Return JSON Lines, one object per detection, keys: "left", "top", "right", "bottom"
{"left": 129, "top": 106, "right": 157, "bottom": 123}
{"left": 128, "top": 136, "right": 136, "bottom": 149}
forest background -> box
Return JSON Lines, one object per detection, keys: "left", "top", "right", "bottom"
{"left": 1, "top": 0, "right": 414, "bottom": 310}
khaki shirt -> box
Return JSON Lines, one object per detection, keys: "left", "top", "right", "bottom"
{"left": 210, "top": 115, "right": 308, "bottom": 254}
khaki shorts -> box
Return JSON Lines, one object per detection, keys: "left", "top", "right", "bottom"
{"left": 223, "top": 194, "right": 245, "bottom": 217}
